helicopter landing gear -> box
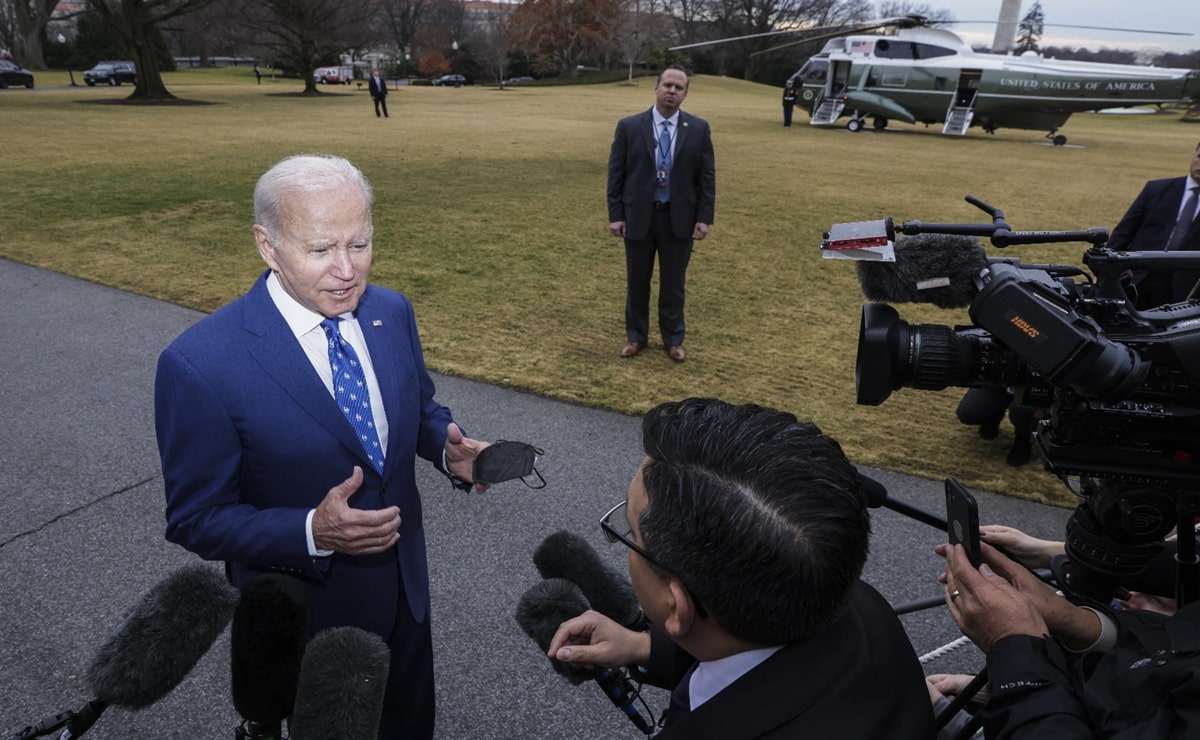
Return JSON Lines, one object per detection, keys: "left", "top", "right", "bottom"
{"left": 873, "top": 116, "right": 888, "bottom": 130}
{"left": 846, "top": 117, "right": 864, "bottom": 132}
{"left": 1047, "top": 130, "right": 1068, "bottom": 146}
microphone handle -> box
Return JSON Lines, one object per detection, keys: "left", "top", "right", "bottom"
{"left": 58, "top": 700, "right": 107, "bottom": 739}
{"left": 594, "top": 668, "right": 654, "bottom": 735}
{"left": 234, "top": 720, "right": 283, "bottom": 740}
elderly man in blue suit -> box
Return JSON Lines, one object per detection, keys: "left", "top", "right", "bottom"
{"left": 1108, "top": 141, "right": 1200, "bottom": 309}
{"left": 156, "top": 154, "right": 488, "bottom": 739}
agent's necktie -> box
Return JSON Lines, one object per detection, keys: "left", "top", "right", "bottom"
{"left": 321, "top": 318, "right": 384, "bottom": 473}
{"left": 1166, "top": 185, "right": 1199, "bottom": 252}
{"left": 657, "top": 120, "right": 672, "bottom": 204}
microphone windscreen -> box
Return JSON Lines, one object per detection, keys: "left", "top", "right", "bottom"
{"left": 230, "top": 573, "right": 311, "bottom": 725}
{"left": 290, "top": 627, "right": 391, "bottom": 740}
{"left": 514, "top": 578, "right": 597, "bottom": 685}
{"left": 85, "top": 564, "right": 239, "bottom": 709}
{"left": 533, "top": 531, "right": 642, "bottom": 629}
{"left": 856, "top": 233, "right": 986, "bottom": 308}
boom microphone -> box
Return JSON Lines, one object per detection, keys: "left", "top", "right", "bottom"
{"left": 856, "top": 232, "right": 987, "bottom": 309}
{"left": 231, "top": 574, "right": 311, "bottom": 740}
{"left": 533, "top": 530, "right": 644, "bottom": 629}
{"left": 515, "top": 578, "right": 654, "bottom": 735}
{"left": 25, "top": 564, "right": 239, "bottom": 739}
{"left": 289, "top": 627, "right": 391, "bottom": 740}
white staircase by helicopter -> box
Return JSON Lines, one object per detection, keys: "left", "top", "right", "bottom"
{"left": 943, "top": 105, "right": 974, "bottom": 135}
{"left": 810, "top": 98, "right": 845, "bottom": 125}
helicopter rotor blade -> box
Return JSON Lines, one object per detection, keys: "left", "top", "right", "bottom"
{"left": 669, "top": 16, "right": 917, "bottom": 52}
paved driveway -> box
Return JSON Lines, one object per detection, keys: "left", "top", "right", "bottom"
{"left": 0, "top": 258, "right": 1070, "bottom": 739}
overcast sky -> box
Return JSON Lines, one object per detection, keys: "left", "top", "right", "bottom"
{"left": 925, "top": 1, "right": 1199, "bottom": 54}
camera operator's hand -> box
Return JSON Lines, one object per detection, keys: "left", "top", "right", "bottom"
{"left": 940, "top": 541, "right": 1102, "bottom": 651}
{"left": 980, "top": 525, "right": 1065, "bottom": 570}
{"left": 548, "top": 609, "right": 651, "bottom": 671}
{"left": 943, "top": 543, "right": 1049, "bottom": 651}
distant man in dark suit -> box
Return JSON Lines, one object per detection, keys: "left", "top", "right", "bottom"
{"left": 156, "top": 154, "right": 488, "bottom": 739}
{"left": 608, "top": 67, "right": 716, "bottom": 363}
{"left": 369, "top": 68, "right": 389, "bottom": 118}
{"left": 548, "top": 398, "right": 935, "bottom": 739}
{"left": 1108, "top": 141, "right": 1200, "bottom": 309}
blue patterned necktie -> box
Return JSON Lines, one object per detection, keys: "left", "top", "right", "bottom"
{"left": 657, "top": 120, "right": 672, "bottom": 204}
{"left": 321, "top": 318, "right": 384, "bottom": 473}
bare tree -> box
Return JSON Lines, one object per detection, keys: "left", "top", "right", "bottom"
{"left": 1015, "top": 0, "right": 1043, "bottom": 54}
{"left": 379, "top": 0, "right": 425, "bottom": 59}
{"left": 467, "top": 2, "right": 515, "bottom": 85}
{"left": 86, "top": 0, "right": 220, "bottom": 99}
{"left": 506, "top": 0, "right": 622, "bottom": 77}
{"left": 240, "top": 0, "right": 378, "bottom": 93}
{"left": 4, "top": 0, "right": 64, "bottom": 69}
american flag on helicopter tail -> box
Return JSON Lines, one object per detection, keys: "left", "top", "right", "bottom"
{"left": 849, "top": 40, "right": 873, "bottom": 53}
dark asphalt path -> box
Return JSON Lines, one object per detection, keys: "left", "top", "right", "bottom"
{"left": 0, "top": 257, "right": 1071, "bottom": 739}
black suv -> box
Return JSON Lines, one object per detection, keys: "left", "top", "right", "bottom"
{"left": 84, "top": 61, "right": 137, "bottom": 86}
{"left": 0, "top": 60, "right": 34, "bottom": 89}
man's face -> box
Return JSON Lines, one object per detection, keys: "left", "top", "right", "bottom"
{"left": 1190, "top": 145, "right": 1200, "bottom": 181}
{"left": 654, "top": 70, "right": 689, "bottom": 117}
{"left": 254, "top": 187, "right": 373, "bottom": 318}
{"left": 624, "top": 458, "right": 672, "bottom": 622}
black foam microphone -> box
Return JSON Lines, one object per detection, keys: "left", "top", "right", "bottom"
{"left": 533, "top": 530, "right": 644, "bottom": 629}
{"left": 515, "top": 578, "right": 654, "bottom": 735}
{"left": 32, "top": 564, "right": 239, "bottom": 739}
{"left": 230, "top": 574, "right": 311, "bottom": 740}
{"left": 856, "top": 232, "right": 987, "bottom": 309}
{"left": 289, "top": 627, "right": 391, "bottom": 740}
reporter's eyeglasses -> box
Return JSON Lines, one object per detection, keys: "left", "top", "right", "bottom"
{"left": 600, "top": 500, "right": 708, "bottom": 618}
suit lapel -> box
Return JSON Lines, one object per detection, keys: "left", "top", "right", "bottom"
{"left": 242, "top": 273, "right": 375, "bottom": 470}
{"left": 354, "top": 288, "right": 404, "bottom": 470}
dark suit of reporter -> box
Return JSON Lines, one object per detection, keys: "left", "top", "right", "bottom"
{"left": 1107, "top": 141, "right": 1200, "bottom": 308}
{"left": 548, "top": 398, "right": 934, "bottom": 739}
{"left": 608, "top": 67, "right": 716, "bottom": 362}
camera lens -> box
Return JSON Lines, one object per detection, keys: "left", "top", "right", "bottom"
{"left": 857, "top": 304, "right": 970, "bottom": 405}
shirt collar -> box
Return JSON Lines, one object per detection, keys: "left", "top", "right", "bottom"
{"left": 688, "top": 645, "right": 783, "bottom": 710}
{"left": 265, "top": 271, "right": 338, "bottom": 339}
{"left": 653, "top": 108, "right": 680, "bottom": 129}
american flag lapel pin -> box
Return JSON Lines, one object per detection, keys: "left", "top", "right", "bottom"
{"left": 373, "top": 320, "right": 383, "bottom": 327}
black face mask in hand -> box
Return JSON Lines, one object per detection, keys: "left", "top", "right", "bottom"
{"left": 473, "top": 441, "right": 546, "bottom": 489}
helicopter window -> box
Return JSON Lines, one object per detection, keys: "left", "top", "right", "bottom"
{"left": 874, "top": 40, "right": 955, "bottom": 60}
{"left": 881, "top": 72, "right": 908, "bottom": 86}
{"left": 802, "top": 62, "right": 828, "bottom": 82}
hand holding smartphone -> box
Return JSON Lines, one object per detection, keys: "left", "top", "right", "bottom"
{"left": 945, "top": 477, "right": 982, "bottom": 568}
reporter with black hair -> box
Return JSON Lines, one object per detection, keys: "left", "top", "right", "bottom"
{"left": 548, "top": 398, "right": 935, "bottom": 739}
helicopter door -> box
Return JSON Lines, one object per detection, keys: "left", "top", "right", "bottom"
{"left": 944, "top": 69, "right": 981, "bottom": 136}
{"left": 811, "top": 59, "right": 852, "bottom": 125}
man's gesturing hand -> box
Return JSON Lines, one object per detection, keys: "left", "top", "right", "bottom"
{"left": 312, "top": 466, "right": 401, "bottom": 554}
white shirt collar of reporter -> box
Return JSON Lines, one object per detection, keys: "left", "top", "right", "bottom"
{"left": 685, "top": 644, "right": 784, "bottom": 711}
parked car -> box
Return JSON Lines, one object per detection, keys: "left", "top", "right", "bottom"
{"left": 83, "top": 61, "right": 137, "bottom": 86}
{"left": 503, "top": 76, "right": 535, "bottom": 85}
{"left": 432, "top": 74, "right": 468, "bottom": 87}
{"left": 313, "top": 66, "right": 353, "bottom": 84}
{"left": 0, "top": 60, "right": 34, "bottom": 89}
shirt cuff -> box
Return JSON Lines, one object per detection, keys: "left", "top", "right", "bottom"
{"left": 306, "top": 509, "right": 334, "bottom": 558}
{"left": 1067, "top": 606, "right": 1117, "bottom": 654}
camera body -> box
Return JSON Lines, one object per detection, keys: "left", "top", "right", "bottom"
{"left": 833, "top": 198, "right": 1200, "bottom": 602}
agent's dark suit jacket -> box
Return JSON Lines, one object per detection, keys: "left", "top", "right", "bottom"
{"left": 369, "top": 75, "right": 388, "bottom": 100}
{"left": 1108, "top": 176, "right": 1200, "bottom": 307}
{"left": 643, "top": 581, "right": 936, "bottom": 739}
{"left": 156, "top": 271, "right": 454, "bottom": 638}
{"left": 607, "top": 109, "right": 716, "bottom": 240}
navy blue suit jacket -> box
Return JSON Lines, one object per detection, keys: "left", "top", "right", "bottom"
{"left": 156, "top": 271, "right": 454, "bottom": 637}
{"left": 1108, "top": 176, "right": 1200, "bottom": 306}
{"left": 607, "top": 109, "right": 716, "bottom": 241}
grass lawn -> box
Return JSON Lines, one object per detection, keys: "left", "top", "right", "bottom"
{"left": 4, "top": 68, "right": 1197, "bottom": 507}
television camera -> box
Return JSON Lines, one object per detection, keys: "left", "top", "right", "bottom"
{"left": 823, "top": 196, "right": 1200, "bottom": 606}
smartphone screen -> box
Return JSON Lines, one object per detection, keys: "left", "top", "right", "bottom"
{"left": 945, "top": 477, "right": 982, "bottom": 568}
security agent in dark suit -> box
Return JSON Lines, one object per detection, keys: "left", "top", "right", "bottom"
{"left": 1107, "top": 141, "right": 1200, "bottom": 309}
{"left": 548, "top": 398, "right": 935, "bottom": 739}
{"left": 156, "top": 155, "right": 489, "bottom": 739}
{"left": 608, "top": 67, "right": 716, "bottom": 364}
{"left": 369, "top": 69, "right": 389, "bottom": 118}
